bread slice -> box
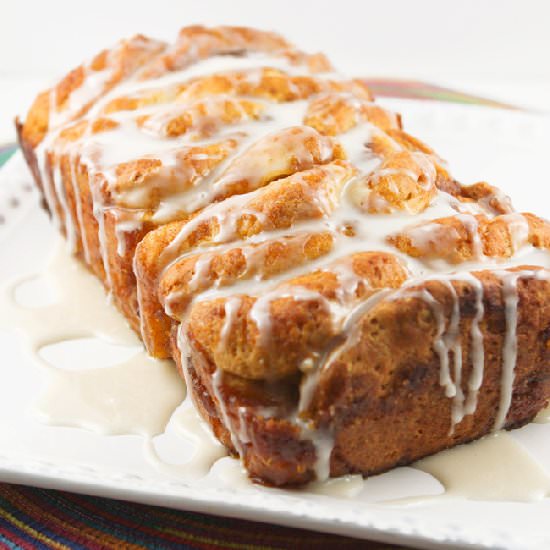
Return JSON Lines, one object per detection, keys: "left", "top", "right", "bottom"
{"left": 18, "top": 25, "right": 550, "bottom": 487}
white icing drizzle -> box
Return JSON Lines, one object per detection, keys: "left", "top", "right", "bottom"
{"left": 186, "top": 254, "right": 215, "bottom": 294}
{"left": 502, "top": 213, "right": 530, "bottom": 253}
{"left": 493, "top": 270, "right": 522, "bottom": 431}
{"left": 176, "top": 320, "right": 243, "bottom": 454}
{"left": 144, "top": 398, "right": 227, "bottom": 479}
{"left": 413, "top": 274, "right": 486, "bottom": 429}
{"left": 91, "top": 175, "right": 114, "bottom": 289}
{"left": 113, "top": 212, "right": 143, "bottom": 256}
{"left": 385, "top": 432, "right": 550, "bottom": 505}
{"left": 210, "top": 361, "right": 243, "bottom": 452}
{"left": 376, "top": 282, "right": 465, "bottom": 427}
{"left": 0, "top": 240, "right": 185, "bottom": 436}
{"left": 69, "top": 152, "right": 91, "bottom": 263}
{"left": 456, "top": 213, "right": 485, "bottom": 260}
{"left": 249, "top": 286, "right": 331, "bottom": 348}
{"left": 52, "top": 160, "right": 77, "bottom": 251}
{"left": 404, "top": 221, "right": 460, "bottom": 257}
{"left": 36, "top": 352, "right": 183, "bottom": 437}
{"left": 35, "top": 141, "right": 61, "bottom": 232}
{"left": 420, "top": 287, "right": 458, "bottom": 400}
{"left": 462, "top": 274, "right": 485, "bottom": 416}
{"left": 219, "top": 296, "right": 242, "bottom": 351}
{"left": 441, "top": 282, "right": 465, "bottom": 428}
{"left": 534, "top": 404, "right": 550, "bottom": 424}
{"left": 48, "top": 51, "right": 115, "bottom": 131}
{"left": 307, "top": 474, "right": 364, "bottom": 498}
{"left": 310, "top": 431, "right": 335, "bottom": 481}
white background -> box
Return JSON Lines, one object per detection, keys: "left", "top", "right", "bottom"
{"left": 1, "top": 0, "right": 549, "bottom": 141}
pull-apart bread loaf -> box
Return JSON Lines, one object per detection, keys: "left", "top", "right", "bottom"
{"left": 18, "top": 26, "right": 550, "bottom": 486}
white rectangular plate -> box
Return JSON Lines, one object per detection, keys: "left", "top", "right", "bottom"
{"left": 2, "top": 99, "right": 550, "bottom": 550}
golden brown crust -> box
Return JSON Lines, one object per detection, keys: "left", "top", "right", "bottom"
{"left": 308, "top": 269, "right": 550, "bottom": 475}
{"left": 303, "top": 94, "right": 400, "bottom": 136}
{"left": 21, "top": 35, "right": 166, "bottom": 148}
{"left": 180, "top": 267, "right": 550, "bottom": 486}
{"left": 102, "top": 70, "right": 371, "bottom": 116}
{"left": 356, "top": 150, "right": 438, "bottom": 214}
{"left": 136, "top": 98, "right": 265, "bottom": 138}
{"left": 137, "top": 25, "right": 302, "bottom": 79}
{"left": 185, "top": 252, "right": 408, "bottom": 380}
{"left": 460, "top": 181, "right": 514, "bottom": 214}
{"left": 136, "top": 161, "right": 355, "bottom": 356}
{"left": 158, "top": 232, "right": 335, "bottom": 320}
{"left": 389, "top": 212, "right": 550, "bottom": 263}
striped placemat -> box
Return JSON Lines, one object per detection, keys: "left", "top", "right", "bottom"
{"left": 0, "top": 484, "right": 386, "bottom": 549}
{"left": 0, "top": 143, "right": 16, "bottom": 166}
{"left": 365, "top": 78, "right": 515, "bottom": 109}
{"left": 0, "top": 80, "right": 510, "bottom": 549}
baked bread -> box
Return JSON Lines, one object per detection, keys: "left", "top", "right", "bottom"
{"left": 18, "top": 25, "right": 550, "bottom": 487}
